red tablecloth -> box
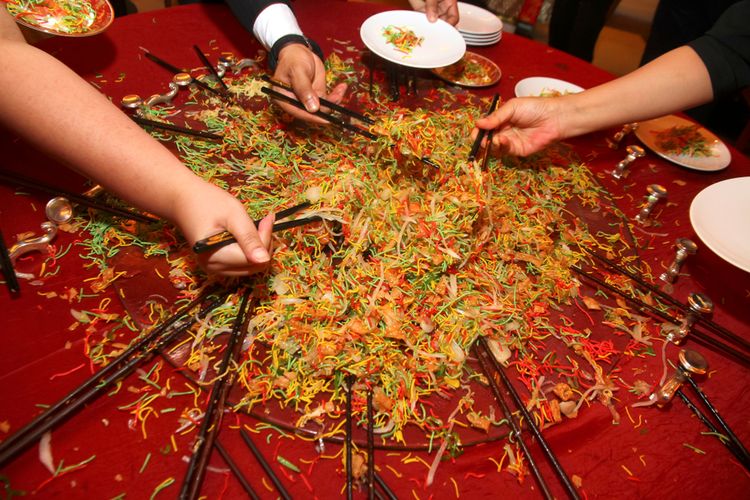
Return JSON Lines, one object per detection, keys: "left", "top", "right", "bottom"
{"left": 1, "top": 2, "right": 749, "bottom": 499}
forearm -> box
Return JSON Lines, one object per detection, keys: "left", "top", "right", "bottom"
{"left": 560, "top": 46, "right": 714, "bottom": 138}
{"left": 0, "top": 38, "right": 204, "bottom": 223}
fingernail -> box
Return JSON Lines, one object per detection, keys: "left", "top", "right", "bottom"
{"left": 304, "top": 96, "right": 318, "bottom": 112}
{"left": 252, "top": 247, "right": 270, "bottom": 262}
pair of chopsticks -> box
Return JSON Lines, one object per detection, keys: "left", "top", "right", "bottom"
{"left": 260, "top": 77, "right": 377, "bottom": 141}
{"left": 192, "top": 202, "right": 321, "bottom": 254}
{"left": 582, "top": 248, "right": 750, "bottom": 354}
{"left": 572, "top": 265, "right": 750, "bottom": 367}
{"left": 676, "top": 378, "right": 750, "bottom": 471}
{"left": 572, "top": 251, "right": 750, "bottom": 367}
{"left": 130, "top": 115, "right": 224, "bottom": 142}
{"left": 0, "top": 289, "right": 225, "bottom": 467}
{"left": 180, "top": 288, "right": 254, "bottom": 499}
{"left": 142, "top": 48, "right": 229, "bottom": 99}
{"left": 473, "top": 337, "right": 580, "bottom": 500}
{"left": 0, "top": 229, "right": 20, "bottom": 294}
{"left": 343, "top": 376, "right": 396, "bottom": 500}
{"left": 0, "top": 171, "right": 158, "bottom": 224}
{"left": 468, "top": 93, "right": 500, "bottom": 167}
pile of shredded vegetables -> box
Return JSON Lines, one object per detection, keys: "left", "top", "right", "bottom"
{"left": 64, "top": 47, "right": 665, "bottom": 459}
{"left": 382, "top": 25, "right": 424, "bottom": 55}
{"left": 6, "top": 0, "right": 97, "bottom": 34}
{"left": 652, "top": 124, "right": 716, "bottom": 158}
{"left": 435, "top": 56, "right": 496, "bottom": 86}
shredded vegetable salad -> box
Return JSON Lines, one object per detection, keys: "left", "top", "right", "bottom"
{"left": 382, "top": 25, "right": 424, "bottom": 55}
{"left": 31, "top": 44, "right": 669, "bottom": 494}
{"left": 435, "top": 55, "right": 498, "bottom": 86}
{"left": 652, "top": 124, "right": 716, "bottom": 157}
{"left": 6, "top": 0, "right": 97, "bottom": 34}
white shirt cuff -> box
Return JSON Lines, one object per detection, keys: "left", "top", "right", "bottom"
{"left": 253, "top": 4, "right": 304, "bottom": 50}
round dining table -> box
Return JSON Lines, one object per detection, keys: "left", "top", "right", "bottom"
{"left": 1, "top": 1, "right": 749, "bottom": 498}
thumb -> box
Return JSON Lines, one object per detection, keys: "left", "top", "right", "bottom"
{"left": 476, "top": 101, "right": 516, "bottom": 130}
{"left": 227, "top": 213, "right": 273, "bottom": 265}
{"left": 289, "top": 66, "right": 320, "bottom": 113}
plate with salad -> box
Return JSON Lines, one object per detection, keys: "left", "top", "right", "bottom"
{"left": 635, "top": 114, "right": 731, "bottom": 171}
{"left": 431, "top": 51, "right": 501, "bottom": 87}
{"left": 360, "top": 10, "right": 465, "bottom": 69}
{"left": 6, "top": 0, "right": 114, "bottom": 37}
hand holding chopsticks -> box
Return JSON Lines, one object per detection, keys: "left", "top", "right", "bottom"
{"left": 192, "top": 202, "right": 321, "bottom": 254}
{"left": 261, "top": 85, "right": 378, "bottom": 140}
{"left": 469, "top": 93, "right": 500, "bottom": 162}
{"left": 261, "top": 75, "right": 374, "bottom": 125}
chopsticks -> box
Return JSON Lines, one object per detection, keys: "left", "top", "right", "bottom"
{"left": 261, "top": 75, "right": 374, "bottom": 125}
{"left": 0, "top": 289, "right": 224, "bottom": 467}
{"left": 0, "top": 171, "right": 159, "bottom": 224}
{"left": 582, "top": 248, "right": 750, "bottom": 353}
{"left": 214, "top": 441, "right": 261, "bottom": 499}
{"left": 261, "top": 86, "right": 378, "bottom": 140}
{"left": 141, "top": 49, "right": 226, "bottom": 98}
{"left": 473, "top": 339, "right": 554, "bottom": 499}
{"left": 194, "top": 44, "right": 229, "bottom": 92}
{"left": 345, "top": 374, "right": 355, "bottom": 500}
{"left": 677, "top": 379, "right": 750, "bottom": 470}
{"left": 0, "top": 229, "right": 20, "bottom": 294}
{"left": 240, "top": 429, "right": 292, "bottom": 500}
{"left": 192, "top": 202, "right": 321, "bottom": 254}
{"left": 571, "top": 265, "right": 750, "bottom": 367}
{"left": 260, "top": 77, "right": 442, "bottom": 169}
{"left": 130, "top": 115, "right": 224, "bottom": 141}
{"left": 180, "top": 288, "right": 253, "bottom": 500}
{"left": 474, "top": 337, "right": 580, "bottom": 500}
{"left": 367, "top": 389, "right": 375, "bottom": 500}
{"left": 468, "top": 93, "right": 500, "bottom": 162}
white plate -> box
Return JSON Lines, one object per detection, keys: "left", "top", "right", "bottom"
{"left": 457, "top": 1, "right": 503, "bottom": 35}
{"left": 360, "top": 11, "right": 466, "bottom": 69}
{"left": 690, "top": 177, "right": 750, "bottom": 273}
{"left": 460, "top": 31, "right": 502, "bottom": 40}
{"left": 514, "top": 77, "right": 584, "bottom": 97}
{"left": 634, "top": 115, "right": 731, "bottom": 171}
{"left": 464, "top": 36, "right": 501, "bottom": 47}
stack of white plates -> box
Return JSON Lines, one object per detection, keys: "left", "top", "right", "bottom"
{"left": 456, "top": 2, "right": 502, "bottom": 47}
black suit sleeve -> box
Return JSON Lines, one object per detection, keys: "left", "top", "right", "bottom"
{"left": 688, "top": 0, "right": 750, "bottom": 98}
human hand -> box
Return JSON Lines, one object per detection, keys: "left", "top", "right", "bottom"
{"left": 409, "top": 0, "right": 460, "bottom": 25}
{"left": 474, "top": 97, "right": 567, "bottom": 156}
{"left": 173, "top": 180, "right": 274, "bottom": 276}
{"left": 273, "top": 43, "right": 347, "bottom": 123}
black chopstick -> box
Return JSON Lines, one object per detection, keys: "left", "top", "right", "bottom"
{"left": 684, "top": 377, "right": 750, "bottom": 464}
{"left": 0, "top": 171, "right": 158, "bottom": 224}
{"left": 142, "top": 49, "right": 225, "bottom": 98}
{"left": 0, "top": 290, "right": 223, "bottom": 468}
{"left": 367, "top": 390, "right": 375, "bottom": 500}
{"left": 468, "top": 93, "right": 500, "bottom": 161}
{"left": 345, "top": 374, "right": 354, "bottom": 500}
{"left": 675, "top": 389, "right": 750, "bottom": 470}
{"left": 480, "top": 125, "right": 496, "bottom": 170}
{"left": 215, "top": 441, "right": 261, "bottom": 499}
{"left": 194, "top": 45, "right": 229, "bottom": 92}
{"left": 583, "top": 248, "right": 750, "bottom": 353}
{"left": 473, "top": 341, "right": 554, "bottom": 499}
{"left": 240, "top": 429, "right": 292, "bottom": 500}
{"left": 131, "top": 115, "right": 224, "bottom": 141}
{"left": 482, "top": 337, "right": 580, "bottom": 500}
{"left": 192, "top": 202, "right": 319, "bottom": 254}
{"left": 261, "top": 86, "right": 378, "bottom": 140}
{"left": 260, "top": 75, "right": 374, "bottom": 124}
{"left": 181, "top": 288, "right": 253, "bottom": 500}
{"left": 572, "top": 265, "right": 750, "bottom": 366}
{"left": 0, "top": 229, "right": 20, "bottom": 294}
